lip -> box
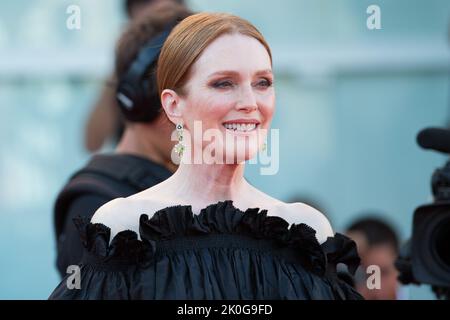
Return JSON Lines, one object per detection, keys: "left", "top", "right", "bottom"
{"left": 222, "top": 119, "right": 261, "bottom": 125}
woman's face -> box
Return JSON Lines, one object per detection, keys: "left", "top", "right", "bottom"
{"left": 178, "top": 33, "right": 275, "bottom": 163}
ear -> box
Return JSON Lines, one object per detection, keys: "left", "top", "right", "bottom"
{"left": 160, "top": 89, "right": 184, "bottom": 125}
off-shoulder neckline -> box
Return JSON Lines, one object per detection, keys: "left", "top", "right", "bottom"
{"left": 74, "top": 200, "right": 360, "bottom": 277}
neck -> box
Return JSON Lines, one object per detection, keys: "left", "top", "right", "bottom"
{"left": 168, "top": 162, "right": 249, "bottom": 207}
{"left": 115, "top": 123, "right": 177, "bottom": 173}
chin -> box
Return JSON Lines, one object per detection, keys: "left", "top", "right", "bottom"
{"left": 223, "top": 146, "right": 259, "bottom": 164}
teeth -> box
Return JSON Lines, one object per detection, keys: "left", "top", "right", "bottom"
{"left": 223, "top": 123, "right": 257, "bottom": 132}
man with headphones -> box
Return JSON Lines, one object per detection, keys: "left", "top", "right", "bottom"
{"left": 84, "top": 0, "right": 186, "bottom": 152}
{"left": 53, "top": 2, "right": 193, "bottom": 278}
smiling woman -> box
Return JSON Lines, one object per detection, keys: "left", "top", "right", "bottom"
{"left": 158, "top": 14, "right": 275, "bottom": 164}
{"left": 49, "top": 12, "right": 363, "bottom": 300}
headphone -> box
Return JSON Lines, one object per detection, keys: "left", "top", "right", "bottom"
{"left": 116, "top": 23, "right": 175, "bottom": 122}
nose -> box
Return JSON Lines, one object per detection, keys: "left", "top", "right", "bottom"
{"left": 235, "top": 84, "right": 257, "bottom": 112}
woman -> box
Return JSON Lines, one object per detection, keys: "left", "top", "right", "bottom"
{"left": 49, "top": 12, "right": 363, "bottom": 300}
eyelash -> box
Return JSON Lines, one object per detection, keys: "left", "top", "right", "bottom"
{"left": 256, "top": 79, "right": 273, "bottom": 88}
{"left": 211, "top": 78, "right": 273, "bottom": 89}
{"left": 212, "top": 80, "right": 233, "bottom": 89}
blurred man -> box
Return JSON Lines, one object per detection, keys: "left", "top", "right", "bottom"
{"left": 346, "top": 217, "right": 400, "bottom": 300}
{"left": 84, "top": 0, "right": 185, "bottom": 152}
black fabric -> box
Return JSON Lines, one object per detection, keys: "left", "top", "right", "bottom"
{"left": 56, "top": 194, "right": 110, "bottom": 277}
{"left": 54, "top": 153, "right": 172, "bottom": 277}
{"left": 49, "top": 200, "right": 363, "bottom": 300}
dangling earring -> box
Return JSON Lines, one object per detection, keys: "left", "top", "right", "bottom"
{"left": 174, "top": 123, "right": 185, "bottom": 157}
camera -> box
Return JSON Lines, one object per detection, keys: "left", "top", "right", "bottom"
{"left": 395, "top": 128, "right": 450, "bottom": 299}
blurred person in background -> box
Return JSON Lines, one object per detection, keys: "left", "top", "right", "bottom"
{"left": 53, "top": 2, "right": 193, "bottom": 278}
{"left": 346, "top": 217, "right": 401, "bottom": 300}
{"left": 84, "top": 0, "right": 186, "bottom": 152}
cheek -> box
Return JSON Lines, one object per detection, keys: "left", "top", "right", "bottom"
{"left": 258, "top": 93, "right": 275, "bottom": 124}
{"left": 189, "top": 94, "right": 234, "bottom": 124}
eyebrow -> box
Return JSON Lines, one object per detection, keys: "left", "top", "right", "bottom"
{"left": 207, "top": 69, "right": 273, "bottom": 78}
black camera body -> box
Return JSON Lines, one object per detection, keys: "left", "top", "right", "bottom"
{"left": 396, "top": 129, "right": 450, "bottom": 299}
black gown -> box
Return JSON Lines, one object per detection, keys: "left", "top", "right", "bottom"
{"left": 49, "top": 200, "right": 363, "bottom": 300}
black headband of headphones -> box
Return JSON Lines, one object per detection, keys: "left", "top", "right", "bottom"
{"left": 116, "top": 21, "right": 177, "bottom": 122}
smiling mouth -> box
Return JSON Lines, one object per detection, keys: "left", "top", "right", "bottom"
{"left": 222, "top": 123, "right": 259, "bottom": 132}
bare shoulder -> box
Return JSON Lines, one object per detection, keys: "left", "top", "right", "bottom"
{"left": 90, "top": 197, "right": 160, "bottom": 241}
{"left": 90, "top": 198, "right": 136, "bottom": 239}
{"left": 274, "top": 202, "right": 334, "bottom": 244}
{"left": 245, "top": 185, "right": 333, "bottom": 243}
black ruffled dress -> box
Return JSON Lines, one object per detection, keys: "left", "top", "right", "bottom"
{"left": 49, "top": 200, "right": 363, "bottom": 300}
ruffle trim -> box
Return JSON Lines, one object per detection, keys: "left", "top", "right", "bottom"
{"left": 74, "top": 200, "right": 360, "bottom": 276}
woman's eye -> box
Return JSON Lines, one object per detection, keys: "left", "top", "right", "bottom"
{"left": 255, "top": 78, "right": 273, "bottom": 88}
{"left": 212, "top": 80, "right": 233, "bottom": 89}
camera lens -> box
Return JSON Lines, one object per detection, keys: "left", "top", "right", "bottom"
{"left": 434, "top": 217, "right": 450, "bottom": 268}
